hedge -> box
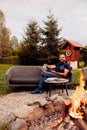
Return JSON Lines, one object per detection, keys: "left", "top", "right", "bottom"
{"left": 0, "top": 56, "right": 19, "bottom": 65}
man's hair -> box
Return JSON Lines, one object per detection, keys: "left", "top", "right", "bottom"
{"left": 59, "top": 54, "right": 66, "bottom": 57}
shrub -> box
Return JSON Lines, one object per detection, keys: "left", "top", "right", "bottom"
{"left": 79, "top": 61, "right": 85, "bottom": 68}
{"left": 1, "top": 56, "right": 19, "bottom": 65}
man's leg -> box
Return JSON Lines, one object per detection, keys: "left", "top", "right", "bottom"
{"left": 46, "top": 72, "right": 62, "bottom": 78}
{"left": 31, "top": 71, "right": 62, "bottom": 94}
{"left": 31, "top": 74, "right": 46, "bottom": 94}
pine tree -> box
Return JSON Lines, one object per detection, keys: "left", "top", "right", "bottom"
{"left": 18, "top": 20, "right": 41, "bottom": 65}
{"left": 41, "top": 11, "right": 62, "bottom": 60}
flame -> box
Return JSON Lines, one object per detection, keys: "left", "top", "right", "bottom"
{"left": 69, "top": 70, "right": 85, "bottom": 119}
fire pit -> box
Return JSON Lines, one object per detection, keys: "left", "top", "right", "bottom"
{"left": 9, "top": 70, "right": 87, "bottom": 130}
{"left": 28, "top": 70, "right": 87, "bottom": 130}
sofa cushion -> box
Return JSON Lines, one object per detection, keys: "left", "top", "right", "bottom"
{"left": 9, "top": 76, "right": 40, "bottom": 84}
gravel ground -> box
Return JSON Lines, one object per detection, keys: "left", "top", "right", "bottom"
{"left": 0, "top": 91, "right": 47, "bottom": 125}
{"left": 0, "top": 89, "right": 86, "bottom": 125}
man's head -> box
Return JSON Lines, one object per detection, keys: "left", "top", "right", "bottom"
{"left": 59, "top": 54, "right": 66, "bottom": 62}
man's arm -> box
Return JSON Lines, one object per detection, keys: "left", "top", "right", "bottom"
{"left": 46, "top": 65, "right": 56, "bottom": 69}
{"left": 50, "top": 68, "right": 69, "bottom": 77}
{"left": 42, "top": 64, "right": 56, "bottom": 69}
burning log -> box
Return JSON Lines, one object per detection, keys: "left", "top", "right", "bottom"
{"left": 82, "top": 107, "right": 87, "bottom": 122}
{"left": 72, "top": 118, "right": 87, "bottom": 130}
{"left": 63, "top": 99, "right": 87, "bottom": 129}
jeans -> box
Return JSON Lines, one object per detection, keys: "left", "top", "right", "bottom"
{"left": 38, "top": 69, "right": 62, "bottom": 90}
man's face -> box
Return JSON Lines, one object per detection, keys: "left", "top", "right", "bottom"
{"left": 59, "top": 55, "right": 66, "bottom": 62}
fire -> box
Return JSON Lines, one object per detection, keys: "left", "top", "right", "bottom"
{"left": 69, "top": 70, "right": 85, "bottom": 119}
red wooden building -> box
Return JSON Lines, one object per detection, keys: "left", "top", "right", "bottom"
{"left": 60, "top": 40, "right": 84, "bottom": 68}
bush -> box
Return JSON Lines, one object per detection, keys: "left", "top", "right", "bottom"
{"left": 79, "top": 61, "right": 85, "bottom": 68}
{"left": 37, "top": 57, "right": 58, "bottom": 65}
{"left": 1, "top": 56, "right": 19, "bottom": 65}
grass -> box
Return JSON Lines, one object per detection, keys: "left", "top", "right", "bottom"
{"left": 71, "top": 69, "right": 80, "bottom": 89}
{"left": 0, "top": 64, "right": 13, "bottom": 95}
{"left": 72, "top": 69, "right": 80, "bottom": 84}
{"left": 0, "top": 64, "right": 81, "bottom": 95}
{"left": 0, "top": 123, "right": 9, "bottom": 130}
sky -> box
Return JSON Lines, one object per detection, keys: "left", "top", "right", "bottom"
{"left": 0, "top": 0, "right": 87, "bottom": 45}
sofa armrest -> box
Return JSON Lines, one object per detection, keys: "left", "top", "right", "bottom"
{"left": 82, "top": 67, "right": 87, "bottom": 81}
{"left": 5, "top": 67, "right": 14, "bottom": 86}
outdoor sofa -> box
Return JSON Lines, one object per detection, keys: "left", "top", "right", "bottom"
{"left": 5, "top": 66, "right": 42, "bottom": 88}
{"left": 5, "top": 65, "right": 74, "bottom": 95}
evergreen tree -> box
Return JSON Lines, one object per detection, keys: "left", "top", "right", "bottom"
{"left": 41, "top": 11, "right": 63, "bottom": 60}
{"left": 18, "top": 20, "right": 41, "bottom": 65}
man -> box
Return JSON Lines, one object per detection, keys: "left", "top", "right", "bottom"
{"left": 32, "top": 54, "right": 72, "bottom": 94}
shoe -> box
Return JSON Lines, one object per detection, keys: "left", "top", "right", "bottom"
{"left": 31, "top": 88, "right": 43, "bottom": 94}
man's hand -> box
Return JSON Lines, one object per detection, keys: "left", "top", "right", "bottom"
{"left": 50, "top": 69, "right": 56, "bottom": 73}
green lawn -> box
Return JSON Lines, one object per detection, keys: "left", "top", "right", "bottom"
{"left": 0, "top": 64, "right": 13, "bottom": 95}
{"left": 72, "top": 69, "right": 80, "bottom": 84}
{"left": 71, "top": 69, "right": 80, "bottom": 89}
{"left": 0, "top": 64, "right": 80, "bottom": 95}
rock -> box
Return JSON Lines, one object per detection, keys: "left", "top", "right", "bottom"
{"left": 33, "top": 97, "right": 48, "bottom": 106}
{"left": 13, "top": 104, "right": 44, "bottom": 122}
{"left": 53, "top": 96, "right": 66, "bottom": 111}
{"left": 9, "top": 118, "right": 27, "bottom": 130}
{"left": 49, "top": 94, "right": 58, "bottom": 101}
{"left": 27, "top": 105, "right": 44, "bottom": 122}
{"left": 44, "top": 103, "right": 55, "bottom": 114}
{"left": 13, "top": 105, "right": 34, "bottom": 119}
